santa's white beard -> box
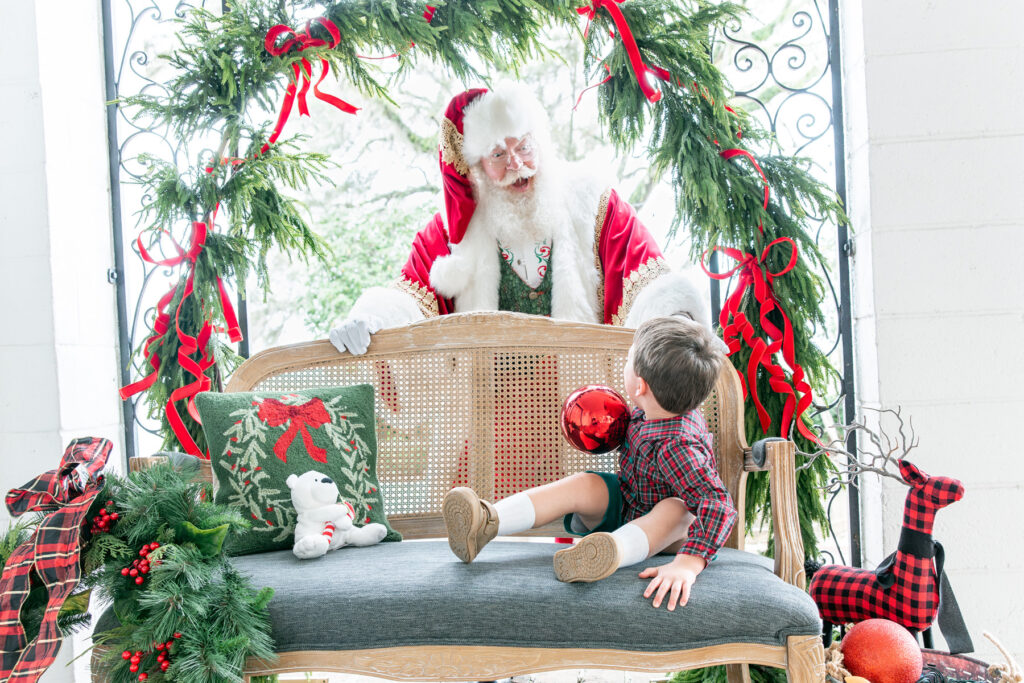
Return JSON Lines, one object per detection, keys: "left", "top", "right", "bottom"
{"left": 469, "top": 163, "right": 571, "bottom": 246}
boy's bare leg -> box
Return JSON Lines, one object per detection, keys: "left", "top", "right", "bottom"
{"left": 443, "top": 472, "right": 609, "bottom": 563}
{"left": 628, "top": 497, "right": 695, "bottom": 555}
{"left": 523, "top": 472, "right": 610, "bottom": 529}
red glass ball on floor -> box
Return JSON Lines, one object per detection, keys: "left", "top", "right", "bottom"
{"left": 841, "top": 619, "right": 923, "bottom": 683}
{"left": 560, "top": 385, "right": 630, "bottom": 454}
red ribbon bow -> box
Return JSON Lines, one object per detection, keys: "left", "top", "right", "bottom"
{"left": 120, "top": 213, "right": 242, "bottom": 458}
{"left": 576, "top": 0, "right": 670, "bottom": 103}
{"left": 261, "top": 18, "right": 358, "bottom": 155}
{"left": 702, "top": 237, "right": 818, "bottom": 443}
{"left": 257, "top": 397, "right": 331, "bottom": 464}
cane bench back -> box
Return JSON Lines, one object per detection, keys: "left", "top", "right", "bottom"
{"left": 225, "top": 313, "right": 749, "bottom": 548}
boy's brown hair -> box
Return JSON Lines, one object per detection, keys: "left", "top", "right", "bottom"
{"left": 632, "top": 316, "right": 724, "bottom": 415}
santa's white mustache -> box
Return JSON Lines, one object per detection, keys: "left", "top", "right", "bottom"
{"left": 493, "top": 165, "right": 538, "bottom": 187}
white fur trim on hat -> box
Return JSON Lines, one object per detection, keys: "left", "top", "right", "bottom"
{"left": 461, "top": 83, "right": 552, "bottom": 167}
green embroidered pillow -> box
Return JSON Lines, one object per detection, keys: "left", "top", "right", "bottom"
{"left": 195, "top": 384, "right": 401, "bottom": 556}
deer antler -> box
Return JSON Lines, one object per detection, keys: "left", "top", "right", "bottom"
{"left": 796, "top": 407, "right": 919, "bottom": 493}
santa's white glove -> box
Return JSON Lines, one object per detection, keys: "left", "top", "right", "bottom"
{"left": 329, "top": 316, "right": 384, "bottom": 355}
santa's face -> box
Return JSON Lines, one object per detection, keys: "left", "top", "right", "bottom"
{"left": 480, "top": 135, "right": 538, "bottom": 193}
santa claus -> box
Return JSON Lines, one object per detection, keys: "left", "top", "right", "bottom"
{"left": 329, "top": 83, "right": 713, "bottom": 354}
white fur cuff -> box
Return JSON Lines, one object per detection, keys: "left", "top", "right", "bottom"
{"left": 623, "top": 272, "right": 713, "bottom": 330}
{"left": 429, "top": 252, "right": 473, "bottom": 299}
{"left": 348, "top": 287, "right": 425, "bottom": 328}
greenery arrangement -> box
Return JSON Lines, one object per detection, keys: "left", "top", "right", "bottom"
{"left": 123, "top": 0, "right": 842, "bottom": 558}
{"left": 1, "top": 463, "right": 275, "bottom": 683}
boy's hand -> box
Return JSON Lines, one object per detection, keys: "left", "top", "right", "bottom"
{"left": 638, "top": 553, "right": 707, "bottom": 610}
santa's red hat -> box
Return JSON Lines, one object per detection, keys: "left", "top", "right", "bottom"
{"left": 438, "top": 83, "right": 552, "bottom": 244}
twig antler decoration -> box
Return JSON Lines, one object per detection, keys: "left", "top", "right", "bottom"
{"left": 796, "top": 406, "right": 920, "bottom": 492}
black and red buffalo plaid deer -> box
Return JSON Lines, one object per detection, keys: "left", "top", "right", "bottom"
{"left": 809, "top": 459, "right": 974, "bottom": 653}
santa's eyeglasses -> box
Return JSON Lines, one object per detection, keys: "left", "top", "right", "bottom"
{"left": 483, "top": 136, "right": 536, "bottom": 168}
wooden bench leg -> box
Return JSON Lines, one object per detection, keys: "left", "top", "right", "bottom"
{"left": 727, "top": 663, "right": 751, "bottom": 683}
{"left": 787, "top": 634, "right": 825, "bottom": 683}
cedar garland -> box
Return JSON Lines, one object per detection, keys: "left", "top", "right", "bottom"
{"left": 123, "top": 0, "right": 844, "bottom": 553}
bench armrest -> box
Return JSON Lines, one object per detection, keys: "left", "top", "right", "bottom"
{"left": 129, "top": 454, "right": 214, "bottom": 485}
{"left": 764, "top": 439, "right": 805, "bottom": 589}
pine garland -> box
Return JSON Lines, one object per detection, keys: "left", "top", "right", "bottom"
{"left": 0, "top": 464, "right": 275, "bottom": 683}
{"left": 123, "top": 0, "right": 845, "bottom": 551}
{"left": 80, "top": 463, "right": 276, "bottom": 683}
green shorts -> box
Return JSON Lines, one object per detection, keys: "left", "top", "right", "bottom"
{"left": 562, "top": 471, "right": 624, "bottom": 536}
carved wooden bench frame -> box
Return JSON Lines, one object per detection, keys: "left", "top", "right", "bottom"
{"left": 113, "top": 312, "right": 825, "bottom": 683}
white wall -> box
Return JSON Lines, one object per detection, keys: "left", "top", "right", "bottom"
{"left": 0, "top": 0, "right": 123, "bottom": 681}
{"left": 844, "top": 0, "right": 1024, "bottom": 663}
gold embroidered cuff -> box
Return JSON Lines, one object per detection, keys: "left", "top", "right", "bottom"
{"left": 393, "top": 278, "right": 441, "bottom": 319}
{"left": 611, "top": 257, "right": 671, "bottom": 327}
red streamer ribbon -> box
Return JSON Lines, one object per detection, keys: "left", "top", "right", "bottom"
{"left": 574, "top": 64, "right": 612, "bottom": 111}
{"left": 256, "top": 397, "right": 331, "bottom": 463}
{"left": 700, "top": 99, "right": 818, "bottom": 442}
{"left": 720, "top": 148, "right": 769, "bottom": 233}
{"left": 120, "top": 211, "right": 242, "bottom": 457}
{"left": 577, "top": 0, "right": 669, "bottom": 103}
{"left": 261, "top": 18, "right": 358, "bottom": 155}
{"left": 702, "top": 238, "right": 818, "bottom": 444}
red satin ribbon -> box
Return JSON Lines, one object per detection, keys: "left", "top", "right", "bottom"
{"left": 577, "top": 0, "right": 669, "bottom": 103}
{"left": 574, "top": 63, "right": 612, "bottom": 111}
{"left": 261, "top": 18, "right": 358, "bottom": 155}
{"left": 120, "top": 210, "right": 241, "bottom": 457}
{"left": 702, "top": 238, "right": 818, "bottom": 443}
{"left": 256, "top": 397, "right": 331, "bottom": 463}
{"left": 702, "top": 102, "right": 818, "bottom": 441}
{"left": 720, "top": 148, "right": 769, "bottom": 233}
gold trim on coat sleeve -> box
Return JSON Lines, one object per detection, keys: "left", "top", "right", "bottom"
{"left": 392, "top": 278, "right": 441, "bottom": 318}
{"left": 610, "top": 256, "right": 671, "bottom": 327}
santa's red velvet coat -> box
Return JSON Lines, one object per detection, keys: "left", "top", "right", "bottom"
{"left": 347, "top": 86, "right": 709, "bottom": 332}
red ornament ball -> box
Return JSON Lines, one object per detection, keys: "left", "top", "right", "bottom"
{"left": 841, "top": 619, "right": 923, "bottom": 683}
{"left": 560, "top": 385, "right": 630, "bottom": 454}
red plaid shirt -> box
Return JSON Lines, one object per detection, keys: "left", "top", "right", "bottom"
{"left": 618, "top": 408, "right": 736, "bottom": 561}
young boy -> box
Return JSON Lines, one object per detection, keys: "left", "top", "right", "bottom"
{"left": 442, "top": 316, "right": 738, "bottom": 611}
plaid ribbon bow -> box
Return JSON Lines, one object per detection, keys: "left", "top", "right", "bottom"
{"left": 0, "top": 437, "right": 111, "bottom": 683}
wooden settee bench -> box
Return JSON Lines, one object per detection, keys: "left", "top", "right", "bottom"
{"left": 104, "top": 312, "right": 825, "bottom": 683}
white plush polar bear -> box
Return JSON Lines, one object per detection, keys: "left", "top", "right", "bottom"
{"left": 286, "top": 470, "right": 388, "bottom": 560}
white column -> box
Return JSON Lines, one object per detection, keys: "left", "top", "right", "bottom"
{"left": 844, "top": 0, "right": 1024, "bottom": 662}
{"left": 0, "top": 0, "right": 124, "bottom": 681}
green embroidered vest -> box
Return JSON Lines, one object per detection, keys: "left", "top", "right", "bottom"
{"left": 498, "top": 245, "right": 553, "bottom": 316}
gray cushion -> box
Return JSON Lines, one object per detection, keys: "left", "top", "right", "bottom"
{"left": 225, "top": 540, "right": 820, "bottom": 653}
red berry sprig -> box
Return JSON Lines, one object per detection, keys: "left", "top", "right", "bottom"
{"left": 89, "top": 500, "right": 119, "bottom": 534}
{"left": 119, "top": 543, "right": 161, "bottom": 586}
{"left": 119, "top": 633, "right": 180, "bottom": 681}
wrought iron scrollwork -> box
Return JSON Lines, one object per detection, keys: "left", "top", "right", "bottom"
{"left": 711, "top": 0, "right": 858, "bottom": 565}
{"left": 103, "top": 0, "right": 222, "bottom": 460}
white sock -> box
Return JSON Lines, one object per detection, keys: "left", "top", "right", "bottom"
{"left": 610, "top": 523, "right": 651, "bottom": 568}
{"left": 494, "top": 492, "right": 536, "bottom": 535}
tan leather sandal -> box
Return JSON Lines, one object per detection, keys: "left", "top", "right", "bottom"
{"left": 442, "top": 487, "right": 499, "bottom": 563}
{"left": 553, "top": 532, "right": 620, "bottom": 583}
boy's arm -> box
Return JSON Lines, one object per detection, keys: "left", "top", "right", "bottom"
{"left": 656, "top": 438, "right": 738, "bottom": 563}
